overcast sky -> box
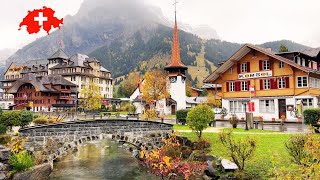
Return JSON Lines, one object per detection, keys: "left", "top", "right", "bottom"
{"left": 1, "top": 0, "right": 320, "bottom": 50}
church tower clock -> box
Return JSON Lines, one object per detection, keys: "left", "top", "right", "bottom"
{"left": 164, "top": 3, "right": 188, "bottom": 110}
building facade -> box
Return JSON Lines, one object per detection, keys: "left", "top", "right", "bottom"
{"left": 1, "top": 50, "right": 113, "bottom": 106}
{"left": 204, "top": 44, "right": 320, "bottom": 122}
{"left": 7, "top": 74, "right": 77, "bottom": 111}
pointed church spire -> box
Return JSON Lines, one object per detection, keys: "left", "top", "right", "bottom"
{"left": 164, "top": 0, "right": 187, "bottom": 72}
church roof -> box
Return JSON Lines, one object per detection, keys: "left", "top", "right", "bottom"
{"left": 49, "top": 49, "right": 69, "bottom": 60}
{"left": 164, "top": 16, "right": 188, "bottom": 71}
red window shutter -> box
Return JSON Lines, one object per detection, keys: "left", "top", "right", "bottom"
{"left": 260, "top": 79, "right": 263, "bottom": 90}
{"left": 226, "top": 82, "right": 229, "bottom": 92}
{"left": 236, "top": 81, "right": 241, "bottom": 91}
{"left": 247, "top": 80, "right": 250, "bottom": 90}
{"left": 285, "top": 77, "right": 290, "bottom": 88}
{"left": 270, "top": 60, "right": 273, "bottom": 70}
{"left": 247, "top": 62, "right": 250, "bottom": 72}
{"left": 271, "top": 78, "right": 277, "bottom": 89}
{"left": 259, "top": 60, "right": 262, "bottom": 70}
{"left": 270, "top": 79, "right": 274, "bottom": 89}
{"left": 237, "top": 63, "right": 240, "bottom": 74}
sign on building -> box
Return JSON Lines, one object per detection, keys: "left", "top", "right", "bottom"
{"left": 238, "top": 71, "right": 272, "bottom": 79}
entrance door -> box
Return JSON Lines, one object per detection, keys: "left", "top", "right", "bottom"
{"left": 171, "top": 105, "right": 176, "bottom": 115}
{"left": 278, "top": 99, "right": 286, "bottom": 119}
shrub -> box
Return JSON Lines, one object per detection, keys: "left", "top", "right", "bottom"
{"left": 285, "top": 134, "right": 308, "bottom": 165}
{"left": 19, "top": 110, "right": 33, "bottom": 128}
{"left": 219, "top": 129, "right": 256, "bottom": 170}
{"left": 0, "top": 124, "right": 7, "bottom": 134}
{"left": 141, "top": 109, "right": 156, "bottom": 120}
{"left": 176, "top": 109, "right": 189, "bottom": 120}
{"left": 33, "top": 117, "right": 48, "bottom": 124}
{"left": 9, "top": 150, "right": 33, "bottom": 172}
{"left": 128, "top": 104, "right": 137, "bottom": 114}
{"left": 7, "top": 137, "right": 27, "bottom": 154}
{"left": 186, "top": 105, "right": 214, "bottom": 139}
{"left": 229, "top": 114, "right": 239, "bottom": 128}
{"left": 0, "top": 110, "right": 21, "bottom": 130}
{"left": 0, "top": 134, "right": 11, "bottom": 145}
{"left": 303, "top": 108, "right": 320, "bottom": 125}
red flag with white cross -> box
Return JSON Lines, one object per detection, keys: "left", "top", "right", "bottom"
{"left": 19, "top": 6, "right": 63, "bottom": 35}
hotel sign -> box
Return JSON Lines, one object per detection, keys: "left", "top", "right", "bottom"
{"left": 238, "top": 71, "right": 272, "bottom": 79}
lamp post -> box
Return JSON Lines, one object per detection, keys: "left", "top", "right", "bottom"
{"left": 242, "top": 99, "right": 250, "bottom": 131}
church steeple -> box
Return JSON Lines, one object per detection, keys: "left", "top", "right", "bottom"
{"left": 164, "top": 1, "right": 188, "bottom": 73}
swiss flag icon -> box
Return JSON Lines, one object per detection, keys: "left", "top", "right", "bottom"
{"left": 19, "top": 6, "right": 63, "bottom": 35}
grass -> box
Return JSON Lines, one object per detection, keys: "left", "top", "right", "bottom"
{"left": 179, "top": 131, "right": 292, "bottom": 179}
{"left": 173, "top": 124, "right": 191, "bottom": 130}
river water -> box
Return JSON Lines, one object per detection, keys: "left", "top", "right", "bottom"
{"left": 49, "top": 139, "right": 158, "bottom": 180}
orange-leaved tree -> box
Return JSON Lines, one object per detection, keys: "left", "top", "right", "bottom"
{"left": 141, "top": 70, "right": 169, "bottom": 104}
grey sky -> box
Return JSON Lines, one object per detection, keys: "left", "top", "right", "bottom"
{"left": 1, "top": 0, "right": 319, "bottom": 49}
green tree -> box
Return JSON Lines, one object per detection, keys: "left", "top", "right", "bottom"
{"left": 80, "top": 82, "right": 102, "bottom": 111}
{"left": 219, "top": 129, "right": 256, "bottom": 170}
{"left": 279, "top": 44, "right": 289, "bottom": 52}
{"left": 186, "top": 104, "right": 214, "bottom": 139}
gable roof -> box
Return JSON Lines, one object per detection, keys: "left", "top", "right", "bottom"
{"left": 301, "top": 47, "right": 320, "bottom": 58}
{"left": 49, "top": 49, "right": 69, "bottom": 60}
{"left": 204, "top": 44, "right": 317, "bottom": 83}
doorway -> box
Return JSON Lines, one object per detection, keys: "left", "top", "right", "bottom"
{"left": 171, "top": 105, "right": 176, "bottom": 115}
{"left": 278, "top": 99, "right": 286, "bottom": 119}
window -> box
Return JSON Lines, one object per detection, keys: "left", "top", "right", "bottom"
{"left": 259, "top": 100, "right": 275, "bottom": 113}
{"left": 296, "top": 98, "right": 314, "bottom": 110}
{"left": 230, "top": 82, "right": 235, "bottom": 92}
{"left": 278, "top": 78, "right": 286, "bottom": 89}
{"left": 297, "top": 76, "right": 308, "bottom": 87}
{"left": 71, "top": 76, "right": 76, "bottom": 82}
{"left": 229, "top": 101, "right": 244, "bottom": 112}
{"left": 264, "top": 79, "right": 270, "bottom": 90}
{"left": 241, "top": 63, "right": 247, "bottom": 73}
{"left": 310, "top": 77, "right": 320, "bottom": 88}
{"left": 279, "top": 61, "right": 284, "bottom": 69}
{"left": 81, "top": 77, "right": 86, "bottom": 82}
{"left": 229, "top": 68, "right": 233, "bottom": 74}
{"left": 263, "top": 60, "right": 270, "bottom": 70}
{"left": 241, "top": 81, "right": 247, "bottom": 91}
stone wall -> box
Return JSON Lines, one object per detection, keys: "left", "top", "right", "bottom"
{"left": 19, "top": 119, "right": 173, "bottom": 160}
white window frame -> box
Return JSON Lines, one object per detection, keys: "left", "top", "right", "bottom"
{"left": 297, "top": 76, "right": 308, "bottom": 88}
{"left": 263, "top": 60, "right": 270, "bottom": 70}
{"left": 230, "top": 68, "right": 233, "bottom": 74}
{"left": 230, "top": 101, "right": 244, "bottom": 113}
{"left": 230, "top": 82, "right": 235, "bottom": 92}
{"left": 241, "top": 63, "right": 247, "bottom": 73}
{"left": 259, "top": 100, "right": 275, "bottom": 113}
{"left": 278, "top": 78, "right": 286, "bottom": 89}
{"left": 279, "top": 61, "right": 284, "bottom": 69}
{"left": 264, "top": 79, "right": 270, "bottom": 90}
{"left": 241, "top": 81, "right": 247, "bottom": 91}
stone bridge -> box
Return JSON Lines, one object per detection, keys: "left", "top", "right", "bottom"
{"left": 19, "top": 119, "right": 173, "bottom": 161}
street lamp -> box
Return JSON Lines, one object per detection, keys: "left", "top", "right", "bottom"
{"left": 241, "top": 99, "right": 250, "bottom": 131}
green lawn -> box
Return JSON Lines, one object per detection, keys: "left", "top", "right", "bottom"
{"left": 173, "top": 124, "right": 191, "bottom": 130}
{"left": 179, "top": 132, "right": 292, "bottom": 179}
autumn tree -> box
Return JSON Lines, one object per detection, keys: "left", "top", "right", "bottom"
{"left": 142, "top": 70, "right": 169, "bottom": 104}
{"left": 206, "top": 93, "right": 222, "bottom": 108}
{"left": 117, "top": 72, "right": 141, "bottom": 97}
{"left": 80, "top": 81, "right": 102, "bottom": 111}
{"left": 186, "top": 80, "right": 192, "bottom": 97}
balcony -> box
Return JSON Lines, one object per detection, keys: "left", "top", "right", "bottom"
{"left": 59, "top": 95, "right": 70, "bottom": 100}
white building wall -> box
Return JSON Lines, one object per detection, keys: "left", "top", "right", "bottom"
{"left": 170, "top": 76, "right": 186, "bottom": 110}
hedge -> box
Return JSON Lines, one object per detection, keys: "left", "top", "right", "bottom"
{"left": 303, "top": 108, "right": 320, "bottom": 125}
